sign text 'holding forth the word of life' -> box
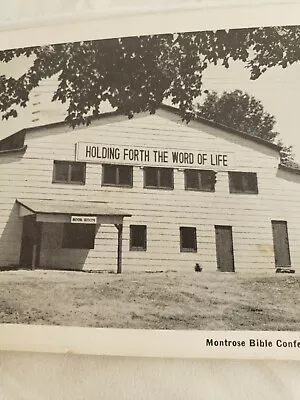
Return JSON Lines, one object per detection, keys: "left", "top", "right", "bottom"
{"left": 76, "top": 143, "right": 236, "bottom": 170}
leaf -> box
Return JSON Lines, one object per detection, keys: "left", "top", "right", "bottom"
{"left": 1, "top": 25, "right": 300, "bottom": 127}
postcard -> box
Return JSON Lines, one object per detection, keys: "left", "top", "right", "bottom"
{"left": 0, "top": 2, "right": 299, "bottom": 360}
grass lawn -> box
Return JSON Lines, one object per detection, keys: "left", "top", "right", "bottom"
{"left": 0, "top": 269, "right": 299, "bottom": 330}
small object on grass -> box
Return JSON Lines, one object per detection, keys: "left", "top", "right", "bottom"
{"left": 275, "top": 267, "right": 295, "bottom": 274}
{"left": 194, "top": 263, "right": 202, "bottom": 272}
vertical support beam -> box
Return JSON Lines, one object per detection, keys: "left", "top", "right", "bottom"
{"left": 31, "top": 245, "right": 37, "bottom": 270}
{"left": 35, "top": 222, "right": 42, "bottom": 269}
{"left": 31, "top": 215, "right": 37, "bottom": 270}
{"left": 115, "top": 223, "right": 123, "bottom": 274}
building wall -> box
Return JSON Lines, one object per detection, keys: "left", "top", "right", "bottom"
{"left": 0, "top": 110, "right": 299, "bottom": 272}
{"left": 272, "top": 168, "right": 300, "bottom": 267}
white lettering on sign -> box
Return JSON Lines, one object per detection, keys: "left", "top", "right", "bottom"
{"left": 75, "top": 143, "right": 236, "bottom": 170}
{"left": 71, "top": 216, "right": 97, "bottom": 224}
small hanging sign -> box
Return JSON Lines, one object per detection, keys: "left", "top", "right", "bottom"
{"left": 71, "top": 216, "right": 97, "bottom": 224}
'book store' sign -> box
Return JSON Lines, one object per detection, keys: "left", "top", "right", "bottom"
{"left": 76, "top": 142, "right": 236, "bottom": 170}
{"left": 71, "top": 216, "right": 97, "bottom": 224}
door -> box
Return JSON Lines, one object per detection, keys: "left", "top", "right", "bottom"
{"left": 215, "top": 225, "right": 235, "bottom": 272}
{"left": 271, "top": 221, "right": 291, "bottom": 267}
{"left": 19, "top": 215, "right": 39, "bottom": 268}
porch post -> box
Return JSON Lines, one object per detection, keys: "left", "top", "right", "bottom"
{"left": 115, "top": 223, "right": 123, "bottom": 274}
{"left": 35, "top": 222, "right": 42, "bottom": 269}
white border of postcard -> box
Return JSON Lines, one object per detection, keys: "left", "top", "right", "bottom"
{"left": 0, "top": 1, "right": 300, "bottom": 360}
{"left": 1, "top": 325, "right": 300, "bottom": 360}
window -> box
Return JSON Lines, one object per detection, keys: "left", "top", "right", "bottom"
{"left": 53, "top": 161, "right": 86, "bottom": 184}
{"left": 62, "top": 223, "right": 96, "bottom": 249}
{"left": 180, "top": 227, "right": 197, "bottom": 252}
{"left": 144, "top": 167, "right": 174, "bottom": 189}
{"left": 185, "top": 169, "right": 216, "bottom": 192}
{"left": 228, "top": 172, "right": 258, "bottom": 194}
{"left": 130, "top": 225, "right": 147, "bottom": 251}
{"left": 102, "top": 164, "right": 133, "bottom": 187}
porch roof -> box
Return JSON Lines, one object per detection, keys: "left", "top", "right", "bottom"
{"left": 16, "top": 198, "right": 132, "bottom": 217}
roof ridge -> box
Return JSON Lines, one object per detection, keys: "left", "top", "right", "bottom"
{"left": 0, "top": 104, "right": 281, "bottom": 153}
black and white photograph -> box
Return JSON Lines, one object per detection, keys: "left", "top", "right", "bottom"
{"left": 1, "top": 23, "right": 300, "bottom": 335}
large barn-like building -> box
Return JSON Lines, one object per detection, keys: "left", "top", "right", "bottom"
{"left": 0, "top": 104, "right": 299, "bottom": 273}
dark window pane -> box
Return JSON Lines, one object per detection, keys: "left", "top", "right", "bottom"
{"left": 54, "top": 162, "right": 69, "bottom": 182}
{"left": 234, "top": 174, "right": 244, "bottom": 192}
{"left": 118, "top": 165, "right": 132, "bottom": 186}
{"left": 62, "top": 224, "right": 95, "bottom": 249}
{"left": 245, "top": 173, "right": 258, "bottom": 193}
{"left": 102, "top": 165, "right": 132, "bottom": 186}
{"left": 103, "top": 165, "right": 117, "bottom": 185}
{"left": 53, "top": 161, "right": 85, "bottom": 184}
{"left": 185, "top": 170, "right": 216, "bottom": 191}
{"left": 230, "top": 172, "right": 244, "bottom": 192}
{"left": 185, "top": 170, "right": 199, "bottom": 189}
{"left": 229, "top": 172, "right": 258, "bottom": 194}
{"left": 71, "top": 163, "right": 85, "bottom": 183}
{"left": 145, "top": 168, "right": 173, "bottom": 189}
{"left": 200, "top": 170, "right": 216, "bottom": 191}
{"left": 130, "top": 225, "right": 147, "bottom": 250}
{"left": 159, "top": 168, "right": 173, "bottom": 188}
{"left": 180, "top": 227, "right": 197, "bottom": 252}
{"left": 145, "top": 168, "right": 158, "bottom": 187}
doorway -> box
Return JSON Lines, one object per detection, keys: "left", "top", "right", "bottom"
{"left": 19, "top": 215, "right": 41, "bottom": 268}
{"left": 215, "top": 225, "right": 235, "bottom": 272}
{"left": 271, "top": 220, "right": 291, "bottom": 267}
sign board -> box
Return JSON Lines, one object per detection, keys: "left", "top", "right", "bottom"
{"left": 71, "top": 216, "right": 97, "bottom": 224}
{"left": 75, "top": 143, "right": 236, "bottom": 170}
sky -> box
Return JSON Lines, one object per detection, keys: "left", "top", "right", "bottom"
{"left": 1, "top": 42, "right": 300, "bottom": 162}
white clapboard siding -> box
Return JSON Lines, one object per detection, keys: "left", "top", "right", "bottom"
{"left": 0, "top": 109, "right": 300, "bottom": 272}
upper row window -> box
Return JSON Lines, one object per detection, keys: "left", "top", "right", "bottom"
{"left": 52, "top": 161, "right": 258, "bottom": 194}
{"left": 228, "top": 172, "right": 258, "bottom": 194}
{"left": 144, "top": 167, "right": 174, "bottom": 190}
{"left": 102, "top": 164, "right": 133, "bottom": 187}
{"left": 102, "top": 165, "right": 174, "bottom": 189}
{"left": 185, "top": 169, "right": 216, "bottom": 192}
{"left": 53, "top": 161, "right": 86, "bottom": 184}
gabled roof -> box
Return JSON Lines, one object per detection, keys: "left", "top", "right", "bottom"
{"left": 0, "top": 104, "right": 281, "bottom": 155}
{"left": 160, "top": 104, "right": 280, "bottom": 151}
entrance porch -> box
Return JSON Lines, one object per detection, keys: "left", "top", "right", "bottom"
{"left": 16, "top": 199, "right": 131, "bottom": 273}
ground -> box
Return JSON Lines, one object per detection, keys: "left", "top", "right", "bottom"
{"left": 0, "top": 269, "right": 299, "bottom": 330}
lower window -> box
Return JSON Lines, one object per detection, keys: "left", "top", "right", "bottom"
{"left": 130, "top": 225, "right": 147, "bottom": 251}
{"left": 180, "top": 227, "right": 197, "bottom": 252}
{"left": 62, "top": 223, "right": 96, "bottom": 249}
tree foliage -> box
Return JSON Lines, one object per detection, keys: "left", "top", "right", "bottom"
{"left": 276, "top": 139, "right": 296, "bottom": 167}
{"left": 196, "top": 90, "right": 278, "bottom": 141}
{"left": 1, "top": 25, "right": 300, "bottom": 128}
{"left": 196, "top": 89, "right": 296, "bottom": 166}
